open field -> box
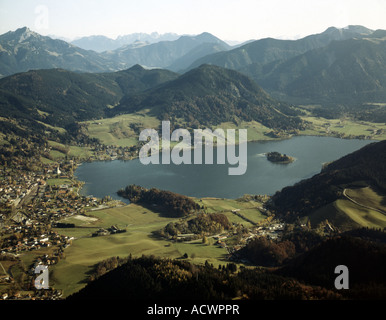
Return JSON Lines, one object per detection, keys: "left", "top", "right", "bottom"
{"left": 335, "top": 199, "right": 386, "bottom": 229}
{"left": 345, "top": 187, "right": 386, "bottom": 214}
{"left": 307, "top": 187, "right": 386, "bottom": 231}
{"left": 50, "top": 204, "right": 181, "bottom": 296}
{"left": 199, "top": 197, "right": 266, "bottom": 226}
{"left": 47, "top": 196, "right": 266, "bottom": 297}
{"left": 300, "top": 116, "right": 386, "bottom": 140}
{"left": 47, "top": 140, "right": 94, "bottom": 160}
{"left": 81, "top": 112, "right": 161, "bottom": 147}
{"left": 212, "top": 120, "right": 277, "bottom": 142}
{"left": 46, "top": 178, "right": 74, "bottom": 186}
{"left": 173, "top": 240, "right": 228, "bottom": 267}
{"left": 81, "top": 111, "right": 282, "bottom": 150}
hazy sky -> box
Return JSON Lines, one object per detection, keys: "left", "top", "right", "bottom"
{"left": 1, "top": 0, "right": 386, "bottom": 42}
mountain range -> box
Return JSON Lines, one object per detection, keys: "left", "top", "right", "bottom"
{"left": 185, "top": 25, "right": 374, "bottom": 71}
{"left": 2, "top": 25, "right": 386, "bottom": 108}
{"left": 113, "top": 64, "right": 304, "bottom": 130}
{"left": 0, "top": 65, "right": 178, "bottom": 134}
{"left": 242, "top": 32, "right": 386, "bottom": 105}
{"left": 71, "top": 32, "right": 181, "bottom": 52}
{"left": 0, "top": 63, "right": 304, "bottom": 140}
{"left": 101, "top": 32, "right": 231, "bottom": 72}
{"left": 0, "top": 27, "right": 119, "bottom": 78}
{"left": 0, "top": 27, "right": 230, "bottom": 77}
{"left": 1, "top": 24, "right": 386, "bottom": 301}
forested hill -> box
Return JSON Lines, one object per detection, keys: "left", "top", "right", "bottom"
{"left": 0, "top": 65, "right": 178, "bottom": 136}
{"left": 277, "top": 236, "right": 386, "bottom": 299}
{"left": 117, "top": 185, "right": 201, "bottom": 218}
{"left": 249, "top": 37, "right": 386, "bottom": 105}
{"left": 112, "top": 64, "right": 306, "bottom": 130}
{"left": 0, "top": 63, "right": 307, "bottom": 137}
{"left": 185, "top": 25, "right": 374, "bottom": 72}
{"left": 269, "top": 140, "right": 386, "bottom": 219}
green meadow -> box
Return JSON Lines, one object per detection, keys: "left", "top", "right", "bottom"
{"left": 345, "top": 187, "right": 386, "bottom": 213}
{"left": 300, "top": 115, "right": 386, "bottom": 140}
{"left": 47, "top": 140, "right": 94, "bottom": 160}
{"left": 81, "top": 112, "right": 161, "bottom": 147}
{"left": 307, "top": 187, "right": 386, "bottom": 231}
{"left": 47, "top": 197, "right": 266, "bottom": 297}
{"left": 200, "top": 197, "right": 266, "bottom": 226}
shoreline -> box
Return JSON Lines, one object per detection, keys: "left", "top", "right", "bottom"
{"left": 77, "top": 132, "right": 377, "bottom": 164}
{"left": 72, "top": 134, "right": 376, "bottom": 203}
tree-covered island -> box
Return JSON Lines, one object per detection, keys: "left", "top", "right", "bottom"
{"left": 266, "top": 151, "right": 295, "bottom": 164}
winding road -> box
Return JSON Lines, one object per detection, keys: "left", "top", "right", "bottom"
{"left": 342, "top": 189, "right": 386, "bottom": 215}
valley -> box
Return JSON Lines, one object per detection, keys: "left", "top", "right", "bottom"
{"left": 49, "top": 197, "right": 269, "bottom": 297}
{"left": 0, "top": 22, "right": 386, "bottom": 301}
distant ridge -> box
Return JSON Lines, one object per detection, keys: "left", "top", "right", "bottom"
{"left": 113, "top": 64, "right": 305, "bottom": 130}
{"left": 184, "top": 26, "right": 374, "bottom": 72}
{"left": 0, "top": 28, "right": 230, "bottom": 77}
{"left": 101, "top": 32, "right": 231, "bottom": 70}
{"left": 71, "top": 32, "right": 181, "bottom": 52}
{"left": 0, "top": 27, "right": 120, "bottom": 77}
{"left": 246, "top": 36, "right": 386, "bottom": 105}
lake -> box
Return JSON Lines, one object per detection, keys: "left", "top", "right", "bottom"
{"left": 75, "top": 136, "right": 374, "bottom": 203}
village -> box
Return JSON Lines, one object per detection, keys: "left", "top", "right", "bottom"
{"left": 0, "top": 156, "right": 114, "bottom": 300}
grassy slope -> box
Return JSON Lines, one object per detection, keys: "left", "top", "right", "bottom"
{"left": 82, "top": 112, "right": 161, "bottom": 147}
{"left": 200, "top": 198, "right": 266, "bottom": 226}
{"left": 307, "top": 187, "right": 386, "bottom": 231}
{"left": 82, "top": 112, "right": 285, "bottom": 150}
{"left": 47, "top": 140, "right": 94, "bottom": 160}
{"left": 345, "top": 187, "right": 386, "bottom": 213}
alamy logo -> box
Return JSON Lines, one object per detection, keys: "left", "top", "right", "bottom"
{"left": 34, "top": 265, "right": 49, "bottom": 290}
{"left": 334, "top": 265, "right": 349, "bottom": 290}
{"left": 139, "top": 121, "right": 248, "bottom": 175}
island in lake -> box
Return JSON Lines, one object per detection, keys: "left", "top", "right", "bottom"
{"left": 266, "top": 151, "right": 295, "bottom": 164}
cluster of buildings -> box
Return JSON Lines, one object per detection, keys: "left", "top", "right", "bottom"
{"left": 0, "top": 163, "right": 101, "bottom": 255}
{"left": 0, "top": 167, "right": 43, "bottom": 212}
{"left": 0, "top": 160, "right": 104, "bottom": 299}
{"left": 92, "top": 225, "right": 127, "bottom": 237}
{"left": 0, "top": 228, "right": 72, "bottom": 255}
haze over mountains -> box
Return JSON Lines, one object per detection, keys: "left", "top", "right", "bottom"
{"left": 1, "top": 25, "right": 386, "bottom": 109}
{"left": 71, "top": 32, "right": 181, "bottom": 52}
{"left": 101, "top": 32, "right": 231, "bottom": 72}
{"left": 0, "top": 27, "right": 231, "bottom": 77}
{"left": 0, "top": 27, "right": 119, "bottom": 77}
